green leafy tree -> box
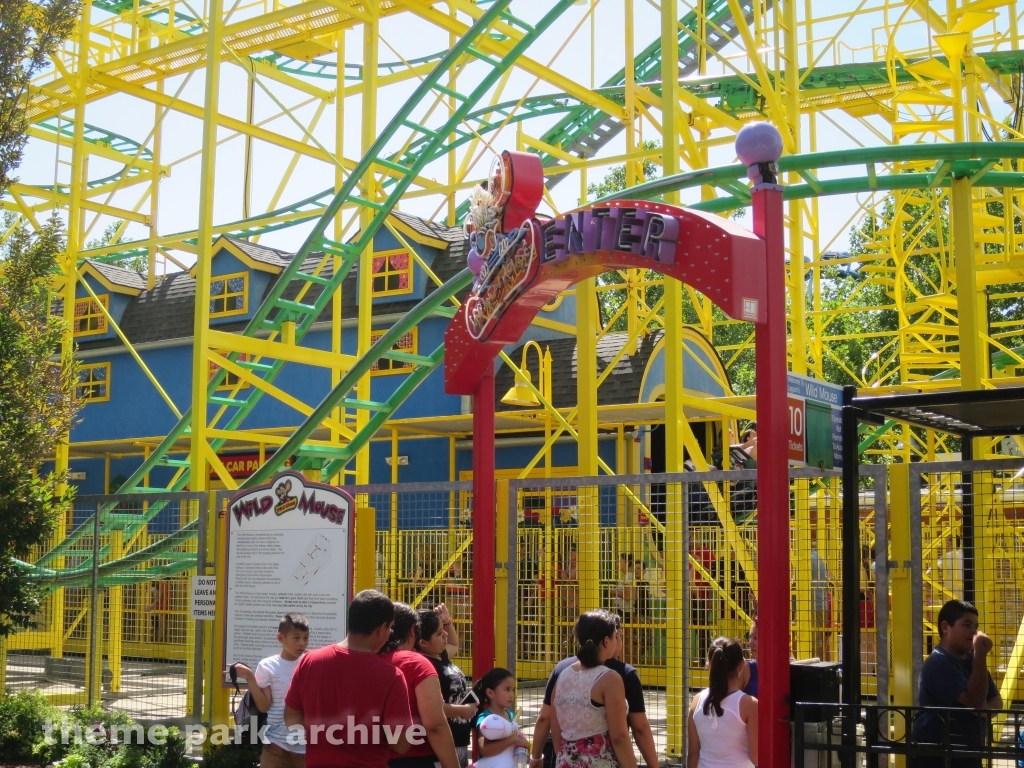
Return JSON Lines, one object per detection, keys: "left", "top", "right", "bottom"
{"left": 1, "top": 0, "right": 80, "bottom": 196}
{"left": 0, "top": 0, "right": 82, "bottom": 635}
{"left": 0, "top": 215, "right": 79, "bottom": 636}
{"left": 582, "top": 142, "right": 759, "bottom": 393}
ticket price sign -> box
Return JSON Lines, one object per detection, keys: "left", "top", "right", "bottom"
{"left": 786, "top": 373, "right": 844, "bottom": 468}
{"left": 223, "top": 471, "right": 353, "bottom": 682}
{"left": 787, "top": 396, "right": 806, "bottom": 463}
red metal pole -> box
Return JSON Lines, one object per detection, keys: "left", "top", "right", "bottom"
{"left": 472, "top": 368, "right": 496, "bottom": 676}
{"left": 752, "top": 185, "right": 790, "bottom": 768}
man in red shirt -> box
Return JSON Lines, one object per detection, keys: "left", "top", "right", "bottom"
{"left": 284, "top": 590, "right": 420, "bottom": 768}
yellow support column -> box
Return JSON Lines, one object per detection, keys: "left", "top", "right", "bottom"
{"left": 952, "top": 176, "right": 986, "bottom": 390}
{"left": 782, "top": 0, "right": 806, "bottom": 374}
{"left": 208, "top": 492, "right": 229, "bottom": 727}
{"left": 355, "top": 9, "right": 378, "bottom": 487}
{"left": 577, "top": 279, "right": 600, "bottom": 612}
{"left": 793, "top": 480, "right": 813, "bottom": 659}
{"left": 191, "top": 0, "right": 225, "bottom": 722}
{"left": 53, "top": 9, "right": 92, "bottom": 665}
{"left": 147, "top": 82, "right": 163, "bottom": 290}
{"left": 496, "top": 479, "right": 510, "bottom": 670}
{"left": 355, "top": 507, "right": 376, "bottom": 593}
{"left": 331, "top": 29, "right": 346, "bottom": 486}
{"left": 108, "top": 530, "right": 123, "bottom": 693}
{"left": 188, "top": 0, "right": 223, "bottom": 495}
{"left": 889, "top": 462, "right": 913, "bottom": 764}
{"left": 662, "top": 0, "right": 686, "bottom": 758}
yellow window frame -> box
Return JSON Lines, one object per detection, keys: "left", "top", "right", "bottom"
{"left": 73, "top": 294, "right": 108, "bottom": 337}
{"left": 210, "top": 272, "right": 248, "bottom": 317}
{"left": 76, "top": 362, "right": 110, "bottom": 404}
{"left": 370, "top": 327, "right": 418, "bottom": 375}
{"left": 371, "top": 248, "right": 413, "bottom": 297}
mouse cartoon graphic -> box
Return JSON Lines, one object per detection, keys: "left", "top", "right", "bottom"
{"left": 274, "top": 478, "right": 298, "bottom": 515}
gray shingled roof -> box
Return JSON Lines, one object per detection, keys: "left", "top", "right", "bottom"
{"left": 391, "top": 210, "right": 465, "bottom": 244}
{"left": 224, "top": 236, "right": 292, "bottom": 270}
{"left": 495, "top": 331, "right": 663, "bottom": 410}
{"left": 75, "top": 213, "right": 468, "bottom": 351}
{"left": 83, "top": 259, "right": 146, "bottom": 292}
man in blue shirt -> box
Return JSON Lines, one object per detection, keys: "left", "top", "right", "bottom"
{"left": 911, "top": 600, "right": 1001, "bottom": 768}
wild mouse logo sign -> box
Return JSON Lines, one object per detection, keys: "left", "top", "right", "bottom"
{"left": 228, "top": 470, "right": 352, "bottom": 527}
{"left": 273, "top": 477, "right": 298, "bottom": 515}
{"left": 463, "top": 150, "right": 544, "bottom": 342}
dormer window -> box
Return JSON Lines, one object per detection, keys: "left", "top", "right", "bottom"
{"left": 371, "top": 250, "right": 412, "bottom": 297}
{"left": 73, "top": 295, "right": 108, "bottom": 336}
{"left": 210, "top": 272, "right": 248, "bottom": 317}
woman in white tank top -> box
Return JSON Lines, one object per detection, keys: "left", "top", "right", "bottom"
{"left": 551, "top": 610, "right": 638, "bottom": 768}
{"left": 687, "top": 637, "right": 758, "bottom": 768}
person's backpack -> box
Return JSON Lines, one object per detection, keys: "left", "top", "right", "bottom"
{"left": 229, "top": 664, "right": 268, "bottom": 739}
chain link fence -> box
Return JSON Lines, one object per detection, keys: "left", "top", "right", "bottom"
{"left": 10, "top": 458, "right": 1024, "bottom": 763}
{"left": 505, "top": 466, "right": 886, "bottom": 762}
{"left": 1, "top": 493, "right": 207, "bottom": 727}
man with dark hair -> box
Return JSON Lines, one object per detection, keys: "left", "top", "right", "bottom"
{"left": 529, "top": 614, "right": 658, "bottom": 768}
{"left": 911, "top": 599, "right": 1002, "bottom": 768}
{"left": 285, "top": 590, "right": 417, "bottom": 768}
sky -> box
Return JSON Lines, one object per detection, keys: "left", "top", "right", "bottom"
{"left": 13, "top": 0, "right": 1002, "bottom": 267}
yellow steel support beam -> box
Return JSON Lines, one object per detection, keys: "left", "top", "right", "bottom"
{"left": 952, "top": 176, "right": 986, "bottom": 388}
{"left": 108, "top": 529, "right": 123, "bottom": 692}
{"left": 78, "top": 273, "right": 182, "bottom": 418}
{"left": 8, "top": 183, "right": 151, "bottom": 224}
{"left": 206, "top": 329, "right": 356, "bottom": 372}
{"left": 576, "top": 279, "right": 600, "bottom": 612}
{"left": 890, "top": 463, "right": 913, "bottom": 711}
{"left": 88, "top": 73, "right": 439, "bottom": 192}
{"left": 662, "top": 0, "right": 686, "bottom": 759}
{"left": 207, "top": 350, "right": 353, "bottom": 438}
{"left": 189, "top": 0, "right": 222, "bottom": 498}
{"left": 26, "top": 125, "right": 161, "bottom": 172}
{"left": 393, "top": 0, "right": 626, "bottom": 121}
{"left": 355, "top": 7, "right": 378, "bottom": 486}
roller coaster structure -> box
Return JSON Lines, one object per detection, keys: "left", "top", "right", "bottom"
{"left": 7, "top": 0, "right": 1024, "bottom": 757}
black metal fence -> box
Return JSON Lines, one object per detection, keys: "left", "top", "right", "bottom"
{"left": 794, "top": 702, "right": 1024, "bottom": 768}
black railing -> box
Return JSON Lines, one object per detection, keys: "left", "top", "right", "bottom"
{"left": 794, "top": 703, "right": 1024, "bottom": 768}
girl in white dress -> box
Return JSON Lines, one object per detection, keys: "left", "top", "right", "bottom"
{"left": 550, "top": 610, "right": 638, "bottom": 768}
{"left": 687, "top": 637, "right": 758, "bottom": 768}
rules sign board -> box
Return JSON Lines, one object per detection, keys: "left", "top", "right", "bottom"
{"left": 223, "top": 471, "right": 353, "bottom": 683}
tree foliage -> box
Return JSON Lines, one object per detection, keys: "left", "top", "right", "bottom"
{"left": 0, "top": 0, "right": 81, "bottom": 635}
{"left": 0, "top": 215, "right": 79, "bottom": 635}
{"left": 86, "top": 219, "right": 146, "bottom": 273}
{"left": 584, "top": 143, "right": 760, "bottom": 394}
{"left": 0, "top": 0, "right": 80, "bottom": 197}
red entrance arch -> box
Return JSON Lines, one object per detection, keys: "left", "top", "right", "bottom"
{"left": 444, "top": 147, "right": 790, "bottom": 768}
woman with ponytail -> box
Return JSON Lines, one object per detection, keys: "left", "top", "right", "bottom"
{"left": 549, "top": 610, "right": 637, "bottom": 768}
{"left": 379, "top": 603, "right": 461, "bottom": 768}
{"left": 687, "top": 637, "right": 757, "bottom": 768}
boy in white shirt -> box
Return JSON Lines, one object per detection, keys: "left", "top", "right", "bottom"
{"left": 234, "top": 613, "right": 310, "bottom": 768}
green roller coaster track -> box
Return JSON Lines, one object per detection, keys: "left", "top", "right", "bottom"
{"left": 28, "top": 138, "right": 1024, "bottom": 586}
{"left": 73, "top": 44, "right": 1024, "bottom": 266}
{"left": 24, "top": 0, "right": 580, "bottom": 585}
{"left": 23, "top": 2, "right": 1024, "bottom": 585}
